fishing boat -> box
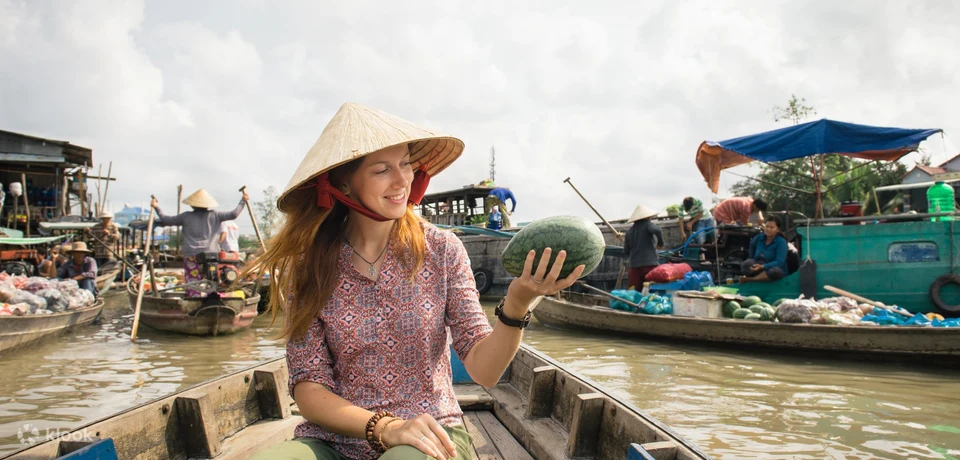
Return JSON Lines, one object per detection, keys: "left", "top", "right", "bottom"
{"left": 94, "top": 262, "right": 121, "bottom": 295}
{"left": 0, "top": 299, "right": 104, "bottom": 354}
{"left": 534, "top": 291, "right": 960, "bottom": 358}
{"left": 124, "top": 278, "right": 259, "bottom": 336}
{"left": 4, "top": 344, "right": 710, "bottom": 460}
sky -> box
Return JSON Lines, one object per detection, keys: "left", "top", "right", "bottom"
{"left": 1, "top": 0, "right": 958, "bottom": 233}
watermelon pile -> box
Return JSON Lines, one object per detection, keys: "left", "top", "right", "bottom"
{"left": 500, "top": 215, "right": 605, "bottom": 279}
{"left": 726, "top": 295, "right": 777, "bottom": 321}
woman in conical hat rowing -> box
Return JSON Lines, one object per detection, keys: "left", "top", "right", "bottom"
{"left": 249, "top": 103, "right": 584, "bottom": 460}
{"left": 150, "top": 188, "right": 248, "bottom": 297}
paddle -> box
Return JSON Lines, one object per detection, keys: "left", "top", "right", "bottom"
{"left": 563, "top": 177, "right": 627, "bottom": 288}
{"left": 238, "top": 186, "right": 266, "bottom": 251}
{"left": 85, "top": 229, "right": 141, "bottom": 276}
{"left": 576, "top": 281, "right": 642, "bottom": 310}
{"left": 131, "top": 195, "right": 157, "bottom": 342}
{"left": 823, "top": 285, "right": 913, "bottom": 318}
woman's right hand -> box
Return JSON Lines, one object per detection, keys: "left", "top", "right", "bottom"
{"left": 380, "top": 413, "right": 457, "bottom": 459}
{"left": 150, "top": 197, "right": 158, "bottom": 208}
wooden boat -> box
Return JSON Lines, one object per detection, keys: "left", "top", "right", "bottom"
{"left": 124, "top": 279, "right": 259, "bottom": 336}
{"left": 94, "top": 264, "right": 121, "bottom": 295}
{"left": 0, "top": 299, "right": 104, "bottom": 354}
{"left": 5, "top": 344, "right": 710, "bottom": 460}
{"left": 535, "top": 292, "right": 960, "bottom": 358}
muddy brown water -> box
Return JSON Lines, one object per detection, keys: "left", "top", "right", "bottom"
{"left": 0, "top": 294, "right": 957, "bottom": 459}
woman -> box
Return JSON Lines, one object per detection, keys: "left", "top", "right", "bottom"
{"left": 621, "top": 204, "right": 664, "bottom": 289}
{"left": 150, "top": 188, "right": 247, "bottom": 297}
{"left": 248, "top": 103, "right": 583, "bottom": 460}
{"left": 740, "top": 215, "right": 788, "bottom": 283}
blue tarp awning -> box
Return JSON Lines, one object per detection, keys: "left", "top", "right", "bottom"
{"left": 696, "top": 118, "right": 943, "bottom": 193}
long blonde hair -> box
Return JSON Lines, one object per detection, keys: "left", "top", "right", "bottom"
{"left": 245, "top": 160, "right": 427, "bottom": 342}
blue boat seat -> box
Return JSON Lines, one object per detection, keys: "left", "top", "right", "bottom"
{"left": 54, "top": 438, "right": 118, "bottom": 460}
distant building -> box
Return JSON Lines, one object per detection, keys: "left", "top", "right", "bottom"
{"left": 115, "top": 204, "right": 150, "bottom": 227}
{"left": 898, "top": 153, "right": 960, "bottom": 212}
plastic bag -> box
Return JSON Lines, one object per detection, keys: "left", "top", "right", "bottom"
{"left": 680, "top": 271, "right": 714, "bottom": 291}
{"left": 609, "top": 289, "right": 643, "bottom": 311}
{"left": 56, "top": 279, "right": 80, "bottom": 293}
{"left": 776, "top": 299, "right": 817, "bottom": 324}
{"left": 76, "top": 289, "right": 95, "bottom": 307}
{"left": 35, "top": 289, "right": 67, "bottom": 312}
{"left": 8, "top": 303, "right": 28, "bottom": 316}
{"left": 22, "top": 277, "right": 55, "bottom": 293}
{"left": 646, "top": 263, "right": 693, "bottom": 283}
{"left": 0, "top": 283, "right": 15, "bottom": 302}
{"left": 8, "top": 291, "right": 46, "bottom": 313}
{"left": 10, "top": 275, "right": 28, "bottom": 290}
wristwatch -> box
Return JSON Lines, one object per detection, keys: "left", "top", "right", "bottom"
{"left": 494, "top": 298, "right": 531, "bottom": 329}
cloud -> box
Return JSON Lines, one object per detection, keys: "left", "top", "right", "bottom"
{"left": 0, "top": 0, "right": 958, "bottom": 231}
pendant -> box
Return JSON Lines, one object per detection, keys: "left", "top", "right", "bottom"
{"left": 369, "top": 265, "right": 376, "bottom": 278}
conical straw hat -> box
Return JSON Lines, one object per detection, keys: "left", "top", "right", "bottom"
{"left": 182, "top": 189, "right": 219, "bottom": 208}
{"left": 627, "top": 204, "right": 659, "bottom": 223}
{"left": 278, "top": 102, "right": 464, "bottom": 212}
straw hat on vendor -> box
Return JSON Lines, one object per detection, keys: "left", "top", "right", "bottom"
{"left": 627, "top": 204, "right": 659, "bottom": 223}
{"left": 246, "top": 104, "right": 585, "bottom": 460}
{"left": 181, "top": 189, "right": 220, "bottom": 210}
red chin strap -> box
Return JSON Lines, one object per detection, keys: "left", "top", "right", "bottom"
{"left": 302, "top": 169, "right": 431, "bottom": 222}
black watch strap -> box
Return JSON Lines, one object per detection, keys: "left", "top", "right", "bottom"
{"left": 495, "top": 299, "right": 531, "bottom": 329}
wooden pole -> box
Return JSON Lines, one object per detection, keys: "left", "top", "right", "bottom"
{"left": 576, "top": 281, "right": 641, "bottom": 309}
{"left": 20, "top": 173, "right": 30, "bottom": 237}
{"left": 101, "top": 161, "right": 113, "bottom": 214}
{"left": 562, "top": 177, "right": 623, "bottom": 239}
{"left": 95, "top": 163, "right": 103, "bottom": 215}
{"left": 131, "top": 195, "right": 156, "bottom": 342}
{"left": 176, "top": 185, "right": 183, "bottom": 254}
{"left": 79, "top": 168, "right": 86, "bottom": 218}
{"left": 238, "top": 185, "right": 265, "bottom": 250}
{"left": 62, "top": 175, "right": 69, "bottom": 216}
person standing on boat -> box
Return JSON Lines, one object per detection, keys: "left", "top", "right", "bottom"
{"left": 740, "top": 215, "right": 788, "bottom": 283}
{"left": 218, "top": 219, "right": 240, "bottom": 253}
{"left": 678, "top": 196, "right": 715, "bottom": 244}
{"left": 712, "top": 197, "right": 767, "bottom": 226}
{"left": 485, "top": 187, "right": 516, "bottom": 229}
{"left": 622, "top": 205, "right": 665, "bottom": 290}
{"left": 87, "top": 211, "right": 121, "bottom": 267}
{"left": 247, "top": 102, "right": 583, "bottom": 460}
{"left": 150, "top": 188, "right": 248, "bottom": 297}
{"left": 57, "top": 242, "right": 98, "bottom": 295}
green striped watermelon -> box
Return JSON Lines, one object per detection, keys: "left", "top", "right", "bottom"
{"left": 500, "top": 215, "right": 605, "bottom": 279}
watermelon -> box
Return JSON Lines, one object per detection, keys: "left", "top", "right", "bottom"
{"left": 732, "top": 308, "right": 751, "bottom": 319}
{"left": 744, "top": 313, "right": 762, "bottom": 321}
{"left": 759, "top": 306, "right": 775, "bottom": 321}
{"left": 757, "top": 302, "right": 771, "bottom": 309}
{"left": 500, "top": 215, "right": 605, "bottom": 279}
{"left": 773, "top": 298, "right": 788, "bottom": 307}
{"left": 748, "top": 305, "right": 765, "bottom": 314}
{"left": 741, "top": 296, "right": 762, "bottom": 308}
{"left": 722, "top": 301, "right": 741, "bottom": 318}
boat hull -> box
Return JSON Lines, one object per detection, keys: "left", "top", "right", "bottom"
{"left": 126, "top": 291, "right": 259, "bottom": 336}
{"left": 534, "top": 292, "right": 960, "bottom": 357}
{"left": 95, "top": 266, "right": 121, "bottom": 295}
{"left": 0, "top": 300, "right": 104, "bottom": 354}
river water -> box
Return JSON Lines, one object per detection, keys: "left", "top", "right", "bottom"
{"left": 0, "top": 293, "right": 958, "bottom": 459}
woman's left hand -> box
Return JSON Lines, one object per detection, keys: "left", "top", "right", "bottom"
{"left": 505, "top": 248, "right": 585, "bottom": 312}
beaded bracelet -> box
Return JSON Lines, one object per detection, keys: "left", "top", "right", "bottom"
{"left": 365, "top": 410, "right": 394, "bottom": 453}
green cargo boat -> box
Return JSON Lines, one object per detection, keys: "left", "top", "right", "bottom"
{"left": 736, "top": 217, "right": 960, "bottom": 315}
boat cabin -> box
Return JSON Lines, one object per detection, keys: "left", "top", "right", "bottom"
{"left": 416, "top": 184, "right": 496, "bottom": 227}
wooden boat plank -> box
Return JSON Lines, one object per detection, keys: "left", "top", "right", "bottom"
{"left": 211, "top": 415, "right": 303, "bottom": 460}
{"left": 453, "top": 384, "right": 493, "bottom": 411}
{"left": 474, "top": 410, "right": 533, "bottom": 460}
{"left": 486, "top": 383, "right": 573, "bottom": 460}
{"left": 462, "top": 412, "right": 499, "bottom": 460}
{"left": 567, "top": 393, "right": 606, "bottom": 458}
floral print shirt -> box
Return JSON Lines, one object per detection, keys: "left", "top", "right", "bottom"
{"left": 286, "top": 222, "right": 493, "bottom": 459}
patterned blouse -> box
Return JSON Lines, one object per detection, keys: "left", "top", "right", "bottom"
{"left": 286, "top": 222, "right": 493, "bottom": 459}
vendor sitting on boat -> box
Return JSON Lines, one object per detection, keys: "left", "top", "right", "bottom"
{"left": 713, "top": 196, "right": 767, "bottom": 226}
{"left": 740, "top": 216, "right": 788, "bottom": 283}
{"left": 151, "top": 188, "right": 248, "bottom": 297}
{"left": 57, "top": 242, "right": 99, "bottom": 295}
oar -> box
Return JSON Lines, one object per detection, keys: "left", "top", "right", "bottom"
{"left": 576, "top": 281, "right": 642, "bottom": 309}
{"left": 131, "top": 195, "right": 157, "bottom": 342}
{"left": 562, "top": 177, "right": 624, "bottom": 239}
{"left": 238, "top": 185, "right": 266, "bottom": 251}
{"left": 85, "top": 230, "right": 141, "bottom": 275}
{"left": 823, "top": 285, "right": 913, "bottom": 318}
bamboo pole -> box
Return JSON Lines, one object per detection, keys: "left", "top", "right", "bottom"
{"left": 239, "top": 185, "right": 265, "bottom": 250}
{"left": 101, "top": 161, "right": 112, "bottom": 215}
{"left": 131, "top": 196, "right": 156, "bottom": 342}
{"left": 176, "top": 185, "right": 182, "bottom": 254}
{"left": 562, "top": 177, "right": 623, "bottom": 238}
{"left": 95, "top": 163, "right": 102, "bottom": 215}
{"left": 21, "top": 173, "right": 30, "bottom": 237}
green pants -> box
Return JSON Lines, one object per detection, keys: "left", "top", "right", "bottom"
{"left": 251, "top": 425, "right": 473, "bottom": 460}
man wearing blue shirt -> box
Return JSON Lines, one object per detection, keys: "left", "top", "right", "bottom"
{"left": 485, "top": 187, "right": 516, "bottom": 228}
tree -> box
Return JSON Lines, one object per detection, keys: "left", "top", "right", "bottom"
{"left": 238, "top": 235, "right": 261, "bottom": 252}
{"left": 731, "top": 95, "right": 905, "bottom": 219}
{"left": 254, "top": 186, "right": 283, "bottom": 240}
